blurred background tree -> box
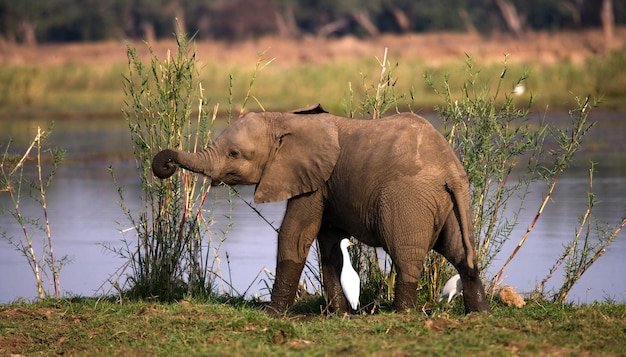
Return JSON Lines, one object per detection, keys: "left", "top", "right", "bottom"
{"left": 0, "top": 0, "right": 622, "bottom": 45}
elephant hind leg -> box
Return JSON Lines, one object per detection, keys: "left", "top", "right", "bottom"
{"left": 434, "top": 213, "right": 492, "bottom": 313}
{"left": 384, "top": 231, "right": 431, "bottom": 311}
{"left": 317, "top": 226, "right": 349, "bottom": 313}
{"left": 378, "top": 199, "right": 436, "bottom": 311}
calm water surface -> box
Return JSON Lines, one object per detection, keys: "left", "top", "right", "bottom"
{"left": 1, "top": 113, "right": 625, "bottom": 304}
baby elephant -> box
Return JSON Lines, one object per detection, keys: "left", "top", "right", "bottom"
{"left": 152, "top": 104, "right": 491, "bottom": 315}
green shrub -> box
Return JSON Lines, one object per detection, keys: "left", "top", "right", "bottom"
{"left": 108, "top": 35, "right": 222, "bottom": 301}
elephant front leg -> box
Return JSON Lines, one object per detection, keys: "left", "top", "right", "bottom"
{"left": 268, "top": 192, "right": 324, "bottom": 315}
{"left": 268, "top": 259, "right": 307, "bottom": 315}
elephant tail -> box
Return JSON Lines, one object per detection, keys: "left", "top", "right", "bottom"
{"left": 446, "top": 181, "right": 476, "bottom": 270}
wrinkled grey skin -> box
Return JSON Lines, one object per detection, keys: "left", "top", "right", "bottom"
{"left": 152, "top": 105, "right": 491, "bottom": 315}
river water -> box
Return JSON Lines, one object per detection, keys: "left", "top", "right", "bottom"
{"left": 1, "top": 112, "right": 625, "bottom": 304}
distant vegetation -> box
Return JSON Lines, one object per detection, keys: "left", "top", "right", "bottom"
{"left": 2, "top": 45, "right": 626, "bottom": 117}
{"left": 0, "top": 0, "right": 623, "bottom": 44}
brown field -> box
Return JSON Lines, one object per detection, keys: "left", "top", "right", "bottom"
{"left": 1, "top": 28, "right": 624, "bottom": 68}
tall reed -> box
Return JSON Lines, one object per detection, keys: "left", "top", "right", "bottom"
{"left": 108, "top": 34, "right": 221, "bottom": 301}
{"left": 533, "top": 128, "right": 626, "bottom": 303}
{"left": 1, "top": 126, "right": 68, "bottom": 300}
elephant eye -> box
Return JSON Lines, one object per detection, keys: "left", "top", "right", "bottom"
{"left": 228, "top": 149, "right": 240, "bottom": 158}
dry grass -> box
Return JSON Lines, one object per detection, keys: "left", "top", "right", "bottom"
{"left": 1, "top": 28, "right": 624, "bottom": 68}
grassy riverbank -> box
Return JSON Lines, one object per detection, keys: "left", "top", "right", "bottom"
{"left": 1, "top": 298, "right": 625, "bottom": 355}
{"left": 1, "top": 30, "right": 625, "bottom": 118}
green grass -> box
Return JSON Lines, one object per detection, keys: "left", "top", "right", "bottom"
{"left": 1, "top": 299, "right": 624, "bottom": 355}
{"left": 2, "top": 49, "right": 626, "bottom": 118}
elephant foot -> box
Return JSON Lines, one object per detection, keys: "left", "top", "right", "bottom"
{"left": 329, "top": 304, "right": 350, "bottom": 315}
{"left": 267, "top": 260, "right": 306, "bottom": 317}
{"left": 264, "top": 303, "right": 285, "bottom": 317}
{"left": 463, "top": 291, "right": 492, "bottom": 314}
{"left": 464, "top": 300, "right": 492, "bottom": 314}
{"left": 462, "top": 277, "right": 492, "bottom": 313}
{"left": 393, "top": 281, "right": 419, "bottom": 311}
{"left": 325, "top": 288, "right": 349, "bottom": 314}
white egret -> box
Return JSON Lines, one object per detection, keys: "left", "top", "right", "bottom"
{"left": 437, "top": 274, "right": 463, "bottom": 303}
{"left": 339, "top": 238, "right": 360, "bottom": 311}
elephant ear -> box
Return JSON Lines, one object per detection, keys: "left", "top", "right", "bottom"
{"left": 289, "top": 103, "right": 328, "bottom": 114}
{"left": 254, "top": 113, "right": 339, "bottom": 204}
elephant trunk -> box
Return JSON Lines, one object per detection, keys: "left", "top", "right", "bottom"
{"left": 152, "top": 149, "right": 178, "bottom": 178}
{"left": 151, "top": 148, "right": 215, "bottom": 180}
